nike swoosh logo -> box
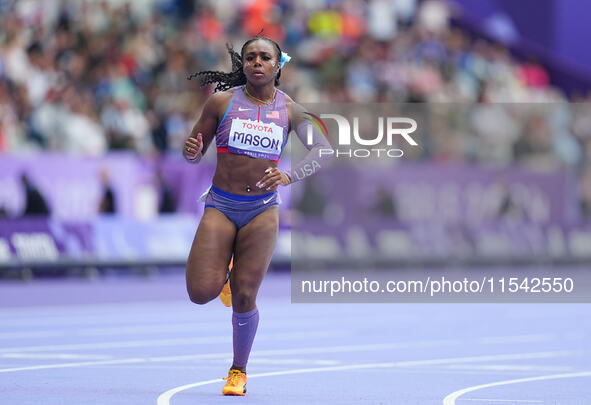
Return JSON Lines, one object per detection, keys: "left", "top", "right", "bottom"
{"left": 263, "top": 197, "right": 274, "bottom": 204}
{"left": 238, "top": 107, "right": 252, "bottom": 111}
{"left": 238, "top": 322, "right": 247, "bottom": 326}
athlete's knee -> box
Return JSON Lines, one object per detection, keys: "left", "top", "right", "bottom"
{"left": 186, "top": 282, "right": 220, "bottom": 305}
{"left": 187, "top": 286, "right": 212, "bottom": 305}
{"left": 232, "top": 288, "right": 257, "bottom": 312}
{"left": 187, "top": 289, "right": 217, "bottom": 305}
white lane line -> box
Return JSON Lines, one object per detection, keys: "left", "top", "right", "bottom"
{"left": 0, "top": 343, "right": 573, "bottom": 375}
{"left": 0, "top": 340, "right": 456, "bottom": 373}
{"left": 0, "top": 314, "right": 412, "bottom": 339}
{"left": 0, "top": 358, "right": 146, "bottom": 373}
{"left": 0, "top": 324, "right": 220, "bottom": 340}
{"left": 0, "top": 331, "right": 68, "bottom": 340}
{"left": 443, "top": 371, "right": 591, "bottom": 405}
{"left": 0, "top": 321, "right": 256, "bottom": 340}
{"left": 248, "top": 358, "right": 340, "bottom": 366}
{"left": 477, "top": 334, "right": 554, "bottom": 345}
{"left": 141, "top": 339, "right": 458, "bottom": 362}
{"left": 0, "top": 300, "right": 189, "bottom": 316}
{"left": 0, "top": 357, "right": 338, "bottom": 373}
{"left": 388, "top": 351, "right": 573, "bottom": 368}
{"left": 156, "top": 365, "right": 386, "bottom": 405}
{"left": 445, "top": 364, "right": 572, "bottom": 372}
{"left": 0, "top": 305, "right": 404, "bottom": 326}
{"left": 0, "top": 330, "right": 339, "bottom": 353}
{"left": 0, "top": 316, "right": 379, "bottom": 339}
{"left": 0, "top": 353, "right": 112, "bottom": 360}
{"left": 154, "top": 352, "right": 576, "bottom": 405}
{"left": 459, "top": 399, "right": 544, "bottom": 403}
{"left": 0, "top": 354, "right": 336, "bottom": 365}
{"left": 144, "top": 348, "right": 572, "bottom": 366}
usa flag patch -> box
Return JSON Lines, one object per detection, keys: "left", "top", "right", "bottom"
{"left": 266, "top": 110, "right": 280, "bottom": 119}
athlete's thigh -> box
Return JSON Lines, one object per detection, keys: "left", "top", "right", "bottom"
{"left": 187, "top": 207, "right": 236, "bottom": 290}
{"left": 231, "top": 206, "right": 279, "bottom": 291}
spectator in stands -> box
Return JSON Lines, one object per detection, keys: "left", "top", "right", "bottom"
{"left": 579, "top": 164, "right": 591, "bottom": 221}
{"left": 157, "top": 170, "right": 176, "bottom": 213}
{"left": 0, "top": 0, "right": 589, "bottom": 190}
{"left": 21, "top": 173, "right": 50, "bottom": 216}
{"left": 99, "top": 170, "right": 116, "bottom": 214}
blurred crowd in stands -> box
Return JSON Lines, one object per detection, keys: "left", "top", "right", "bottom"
{"left": 1, "top": 0, "right": 591, "bottom": 216}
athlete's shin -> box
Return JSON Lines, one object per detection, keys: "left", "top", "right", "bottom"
{"left": 232, "top": 308, "right": 259, "bottom": 369}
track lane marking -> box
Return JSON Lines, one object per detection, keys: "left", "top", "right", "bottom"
{"left": 155, "top": 351, "right": 576, "bottom": 405}
{"left": 443, "top": 371, "right": 591, "bottom": 405}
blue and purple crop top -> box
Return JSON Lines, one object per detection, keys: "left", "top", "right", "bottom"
{"left": 215, "top": 86, "right": 289, "bottom": 163}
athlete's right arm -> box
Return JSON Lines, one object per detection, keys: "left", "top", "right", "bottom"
{"left": 183, "top": 92, "right": 228, "bottom": 163}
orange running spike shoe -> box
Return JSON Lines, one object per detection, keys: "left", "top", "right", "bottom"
{"left": 222, "top": 368, "right": 246, "bottom": 396}
{"left": 219, "top": 257, "right": 233, "bottom": 307}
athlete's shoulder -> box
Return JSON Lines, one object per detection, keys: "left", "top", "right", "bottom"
{"left": 281, "top": 91, "right": 305, "bottom": 115}
{"left": 207, "top": 88, "right": 234, "bottom": 106}
{"left": 202, "top": 88, "right": 234, "bottom": 116}
{"left": 280, "top": 91, "right": 306, "bottom": 131}
{"left": 281, "top": 91, "right": 294, "bottom": 107}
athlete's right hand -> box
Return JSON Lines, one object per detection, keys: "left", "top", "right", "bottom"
{"left": 184, "top": 133, "right": 203, "bottom": 161}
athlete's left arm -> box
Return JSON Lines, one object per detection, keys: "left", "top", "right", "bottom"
{"left": 284, "top": 100, "right": 333, "bottom": 183}
{"left": 258, "top": 99, "right": 333, "bottom": 190}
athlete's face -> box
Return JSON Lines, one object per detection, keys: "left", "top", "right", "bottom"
{"left": 242, "top": 40, "right": 280, "bottom": 85}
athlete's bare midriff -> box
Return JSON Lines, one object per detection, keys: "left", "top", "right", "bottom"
{"left": 212, "top": 153, "right": 278, "bottom": 195}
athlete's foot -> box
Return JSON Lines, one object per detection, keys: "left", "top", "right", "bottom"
{"left": 219, "top": 258, "right": 233, "bottom": 307}
{"left": 222, "top": 368, "right": 247, "bottom": 396}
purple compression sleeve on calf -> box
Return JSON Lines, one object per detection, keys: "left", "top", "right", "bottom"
{"left": 285, "top": 120, "right": 333, "bottom": 183}
{"left": 232, "top": 308, "right": 259, "bottom": 368}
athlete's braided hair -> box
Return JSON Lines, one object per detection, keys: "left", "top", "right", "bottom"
{"left": 188, "top": 37, "right": 282, "bottom": 92}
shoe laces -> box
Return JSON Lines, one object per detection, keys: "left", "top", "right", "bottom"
{"left": 223, "top": 369, "right": 244, "bottom": 386}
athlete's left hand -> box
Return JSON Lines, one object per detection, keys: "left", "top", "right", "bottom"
{"left": 257, "top": 167, "right": 291, "bottom": 191}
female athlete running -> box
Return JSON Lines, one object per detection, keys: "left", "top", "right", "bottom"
{"left": 182, "top": 36, "right": 330, "bottom": 396}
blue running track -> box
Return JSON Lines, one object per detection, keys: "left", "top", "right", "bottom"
{"left": 0, "top": 273, "right": 590, "bottom": 404}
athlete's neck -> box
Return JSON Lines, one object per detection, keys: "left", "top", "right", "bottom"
{"left": 244, "top": 83, "right": 276, "bottom": 105}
